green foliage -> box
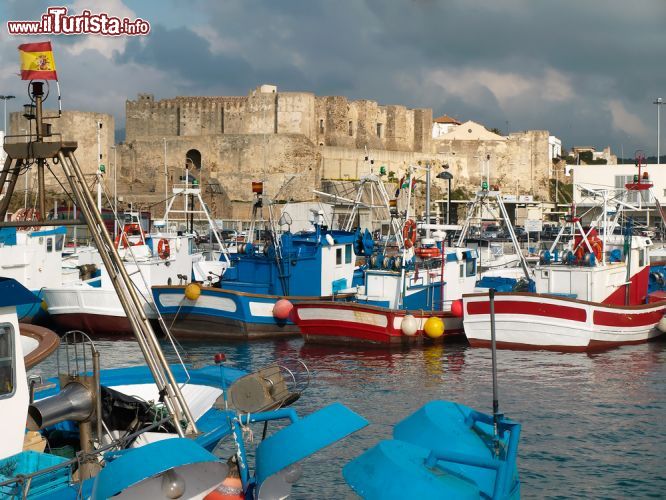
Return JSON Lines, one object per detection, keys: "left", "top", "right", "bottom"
{"left": 549, "top": 178, "right": 573, "bottom": 204}
{"left": 450, "top": 186, "right": 473, "bottom": 200}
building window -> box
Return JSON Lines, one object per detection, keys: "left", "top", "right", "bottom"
{"left": 319, "top": 119, "right": 324, "bottom": 133}
{"left": 348, "top": 121, "right": 353, "bottom": 136}
{"left": 376, "top": 123, "right": 382, "bottom": 138}
{"left": 465, "top": 258, "right": 476, "bottom": 277}
{"left": 0, "top": 324, "right": 15, "bottom": 398}
{"left": 345, "top": 244, "right": 352, "bottom": 264}
{"left": 336, "top": 247, "right": 342, "bottom": 265}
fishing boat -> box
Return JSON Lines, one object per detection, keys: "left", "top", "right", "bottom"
{"left": 293, "top": 241, "right": 477, "bottom": 346}
{"left": 344, "top": 290, "right": 521, "bottom": 499}
{"left": 41, "top": 223, "right": 201, "bottom": 335}
{"left": 0, "top": 223, "right": 67, "bottom": 322}
{"left": 463, "top": 174, "right": 666, "bottom": 351}
{"left": 0, "top": 277, "right": 368, "bottom": 499}
{"left": 292, "top": 163, "right": 479, "bottom": 346}
{"left": 152, "top": 203, "right": 363, "bottom": 339}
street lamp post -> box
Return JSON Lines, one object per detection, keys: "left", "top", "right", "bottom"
{"left": 0, "top": 95, "right": 16, "bottom": 134}
{"left": 654, "top": 98, "right": 664, "bottom": 165}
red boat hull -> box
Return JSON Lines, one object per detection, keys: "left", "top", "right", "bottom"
{"left": 292, "top": 301, "right": 463, "bottom": 346}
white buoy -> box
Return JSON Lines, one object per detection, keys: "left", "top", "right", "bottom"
{"left": 658, "top": 316, "right": 666, "bottom": 333}
{"left": 325, "top": 234, "right": 335, "bottom": 245}
{"left": 401, "top": 314, "right": 418, "bottom": 336}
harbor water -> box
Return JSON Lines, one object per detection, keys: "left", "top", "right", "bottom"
{"left": 31, "top": 337, "right": 666, "bottom": 498}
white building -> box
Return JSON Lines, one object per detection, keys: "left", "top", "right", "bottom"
{"left": 572, "top": 164, "right": 665, "bottom": 227}
{"left": 431, "top": 115, "right": 461, "bottom": 139}
{"left": 548, "top": 135, "right": 562, "bottom": 159}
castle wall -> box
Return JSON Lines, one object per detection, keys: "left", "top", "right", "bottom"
{"left": 435, "top": 130, "right": 552, "bottom": 199}
{"left": 116, "top": 133, "right": 319, "bottom": 219}
{"left": 9, "top": 110, "right": 114, "bottom": 195}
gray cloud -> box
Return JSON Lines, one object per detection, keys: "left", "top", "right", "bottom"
{"left": 1, "top": 0, "right": 664, "bottom": 155}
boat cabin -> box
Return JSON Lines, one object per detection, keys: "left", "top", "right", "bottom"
{"left": 535, "top": 234, "right": 652, "bottom": 305}
{"left": 220, "top": 226, "right": 358, "bottom": 297}
{"left": 0, "top": 279, "right": 39, "bottom": 460}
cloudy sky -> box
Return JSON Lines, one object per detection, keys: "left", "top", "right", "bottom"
{"left": 1, "top": 0, "right": 664, "bottom": 157}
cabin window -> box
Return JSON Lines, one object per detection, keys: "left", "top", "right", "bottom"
{"left": 639, "top": 249, "right": 645, "bottom": 267}
{"left": 465, "top": 258, "right": 476, "bottom": 277}
{"left": 55, "top": 235, "right": 64, "bottom": 252}
{"left": 0, "top": 324, "right": 15, "bottom": 398}
{"left": 46, "top": 238, "right": 53, "bottom": 253}
{"left": 336, "top": 248, "right": 342, "bottom": 266}
{"left": 459, "top": 263, "right": 464, "bottom": 278}
{"left": 345, "top": 244, "right": 352, "bottom": 264}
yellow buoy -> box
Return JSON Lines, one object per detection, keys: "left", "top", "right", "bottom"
{"left": 40, "top": 300, "right": 48, "bottom": 312}
{"left": 184, "top": 282, "right": 201, "bottom": 301}
{"left": 423, "top": 316, "right": 445, "bottom": 339}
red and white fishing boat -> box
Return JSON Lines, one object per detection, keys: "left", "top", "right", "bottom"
{"left": 463, "top": 170, "right": 666, "bottom": 352}
{"left": 294, "top": 299, "right": 465, "bottom": 347}
{"left": 292, "top": 166, "right": 481, "bottom": 347}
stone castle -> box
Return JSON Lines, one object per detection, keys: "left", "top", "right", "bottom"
{"left": 9, "top": 84, "right": 560, "bottom": 219}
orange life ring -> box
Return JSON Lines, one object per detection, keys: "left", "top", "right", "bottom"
{"left": 415, "top": 247, "right": 441, "bottom": 259}
{"left": 114, "top": 233, "right": 131, "bottom": 249}
{"left": 115, "top": 223, "right": 144, "bottom": 249}
{"left": 157, "top": 238, "right": 171, "bottom": 260}
{"left": 402, "top": 219, "right": 417, "bottom": 249}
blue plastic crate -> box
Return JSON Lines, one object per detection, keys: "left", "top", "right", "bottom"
{"left": 0, "top": 450, "right": 71, "bottom": 497}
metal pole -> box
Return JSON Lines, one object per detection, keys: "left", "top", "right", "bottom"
{"left": 163, "top": 137, "right": 168, "bottom": 219}
{"left": 447, "top": 177, "right": 452, "bottom": 247}
{"left": 489, "top": 288, "right": 500, "bottom": 458}
{"left": 655, "top": 98, "right": 663, "bottom": 166}
{"left": 425, "top": 163, "right": 431, "bottom": 238}
{"left": 97, "top": 121, "right": 102, "bottom": 211}
{"left": 112, "top": 146, "right": 117, "bottom": 238}
{"left": 0, "top": 95, "right": 15, "bottom": 134}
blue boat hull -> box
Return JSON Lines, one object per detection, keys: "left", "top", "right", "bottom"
{"left": 152, "top": 285, "right": 320, "bottom": 339}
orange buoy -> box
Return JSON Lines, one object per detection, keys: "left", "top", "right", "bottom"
{"left": 273, "top": 299, "right": 293, "bottom": 320}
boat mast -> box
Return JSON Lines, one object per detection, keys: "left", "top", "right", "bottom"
{"left": 1, "top": 80, "right": 198, "bottom": 437}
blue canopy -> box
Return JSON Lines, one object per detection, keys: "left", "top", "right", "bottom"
{"left": 0, "top": 278, "right": 39, "bottom": 308}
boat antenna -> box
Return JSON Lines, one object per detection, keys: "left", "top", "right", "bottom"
{"left": 489, "top": 288, "right": 502, "bottom": 457}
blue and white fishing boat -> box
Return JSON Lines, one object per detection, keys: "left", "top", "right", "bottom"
{"left": 344, "top": 290, "right": 521, "bottom": 499}
{"left": 152, "top": 209, "right": 365, "bottom": 339}
{"left": 0, "top": 223, "right": 68, "bottom": 322}
{"left": 0, "top": 278, "right": 368, "bottom": 499}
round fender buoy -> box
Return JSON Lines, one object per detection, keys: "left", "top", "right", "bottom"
{"left": 424, "top": 316, "right": 445, "bottom": 339}
{"left": 273, "top": 299, "right": 293, "bottom": 320}
{"left": 658, "top": 316, "right": 666, "bottom": 333}
{"left": 184, "top": 283, "right": 201, "bottom": 301}
{"left": 451, "top": 299, "right": 464, "bottom": 318}
{"left": 401, "top": 314, "right": 418, "bottom": 336}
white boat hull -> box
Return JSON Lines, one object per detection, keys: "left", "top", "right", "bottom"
{"left": 463, "top": 292, "right": 666, "bottom": 351}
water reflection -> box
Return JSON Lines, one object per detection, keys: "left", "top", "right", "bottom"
{"left": 29, "top": 335, "right": 666, "bottom": 498}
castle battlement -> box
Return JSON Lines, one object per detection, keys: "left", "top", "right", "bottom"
{"left": 125, "top": 85, "right": 432, "bottom": 153}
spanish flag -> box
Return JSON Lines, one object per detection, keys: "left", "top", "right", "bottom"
{"left": 18, "top": 42, "right": 58, "bottom": 80}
